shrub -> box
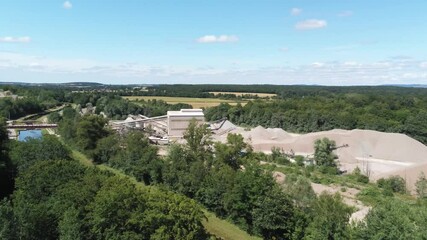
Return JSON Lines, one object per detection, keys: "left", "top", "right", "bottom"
{"left": 349, "top": 167, "right": 370, "bottom": 184}
{"left": 295, "top": 155, "right": 305, "bottom": 167}
{"left": 377, "top": 176, "right": 406, "bottom": 194}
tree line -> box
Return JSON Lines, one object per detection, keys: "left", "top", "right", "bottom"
{"left": 0, "top": 121, "right": 208, "bottom": 239}
{"left": 204, "top": 93, "right": 427, "bottom": 145}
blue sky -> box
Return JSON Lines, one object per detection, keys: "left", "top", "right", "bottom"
{"left": 0, "top": 0, "right": 426, "bottom": 85}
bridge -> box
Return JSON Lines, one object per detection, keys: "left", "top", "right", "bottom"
{"left": 7, "top": 124, "right": 58, "bottom": 129}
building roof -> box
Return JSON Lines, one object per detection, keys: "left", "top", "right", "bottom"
{"left": 167, "top": 109, "right": 204, "bottom": 117}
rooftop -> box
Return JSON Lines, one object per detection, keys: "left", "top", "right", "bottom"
{"left": 167, "top": 109, "right": 204, "bottom": 117}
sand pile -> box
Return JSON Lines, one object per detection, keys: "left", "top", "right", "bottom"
{"left": 231, "top": 126, "right": 292, "bottom": 143}
{"left": 211, "top": 123, "right": 427, "bottom": 190}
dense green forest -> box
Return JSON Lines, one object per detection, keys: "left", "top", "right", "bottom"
{"left": 0, "top": 123, "right": 207, "bottom": 239}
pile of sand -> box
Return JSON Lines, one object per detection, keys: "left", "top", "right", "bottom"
{"left": 212, "top": 123, "right": 427, "bottom": 191}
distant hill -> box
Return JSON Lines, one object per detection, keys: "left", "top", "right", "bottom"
{"left": 383, "top": 84, "right": 427, "bottom": 88}
{"left": 61, "top": 82, "right": 105, "bottom": 87}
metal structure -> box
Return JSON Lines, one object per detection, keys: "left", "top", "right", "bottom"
{"left": 110, "top": 109, "right": 205, "bottom": 141}
{"left": 6, "top": 123, "right": 58, "bottom": 129}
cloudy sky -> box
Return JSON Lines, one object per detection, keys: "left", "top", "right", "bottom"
{"left": 0, "top": 0, "right": 426, "bottom": 85}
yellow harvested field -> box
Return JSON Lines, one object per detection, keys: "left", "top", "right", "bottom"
{"left": 209, "top": 91, "right": 277, "bottom": 97}
{"left": 124, "top": 96, "right": 246, "bottom": 108}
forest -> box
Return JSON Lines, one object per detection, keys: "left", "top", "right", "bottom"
{"left": 2, "top": 83, "right": 427, "bottom": 239}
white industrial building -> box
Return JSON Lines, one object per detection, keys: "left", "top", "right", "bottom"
{"left": 167, "top": 109, "right": 205, "bottom": 139}
{"left": 110, "top": 109, "right": 205, "bottom": 141}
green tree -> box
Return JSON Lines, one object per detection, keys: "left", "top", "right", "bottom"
{"left": 223, "top": 162, "right": 276, "bottom": 233}
{"left": 92, "top": 134, "right": 119, "bottom": 164}
{"left": 9, "top": 135, "right": 71, "bottom": 173}
{"left": 162, "top": 144, "right": 208, "bottom": 198}
{"left": 58, "top": 207, "right": 82, "bottom": 240}
{"left": 352, "top": 199, "right": 427, "bottom": 239}
{"left": 86, "top": 176, "right": 148, "bottom": 239}
{"left": 283, "top": 174, "right": 316, "bottom": 210}
{"left": 214, "top": 133, "right": 251, "bottom": 170}
{"left": 0, "top": 119, "right": 13, "bottom": 198}
{"left": 183, "top": 119, "right": 212, "bottom": 161}
{"left": 415, "top": 172, "right": 427, "bottom": 199}
{"left": 109, "top": 131, "right": 161, "bottom": 184}
{"left": 0, "top": 199, "right": 16, "bottom": 239}
{"left": 377, "top": 176, "right": 406, "bottom": 194}
{"left": 195, "top": 165, "right": 236, "bottom": 217}
{"left": 304, "top": 193, "right": 352, "bottom": 240}
{"left": 48, "top": 112, "right": 62, "bottom": 123}
{"left": 270, "top": 146, "right": 290, "bottom": 165}
{"left": 75, "top": 115, "right": 109, "bottom": 152}
{"left": 252, "top": 187, "right": 296, "bottom": 239}
{"left": 313, "top": 138, "right": 338, "bottom": 169}
{"left": 0, "top": 119, "right": 8, "bottom": 165}
{"left": 12, "top": 160, "right": 86, "bottom": 240}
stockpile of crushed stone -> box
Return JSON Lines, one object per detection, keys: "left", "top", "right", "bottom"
{"left": 211, "top": 122, "right": 427, "bottom": 190}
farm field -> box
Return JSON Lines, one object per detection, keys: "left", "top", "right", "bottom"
{"left": 209, "top": 91, "right": 277, "bottom": 98}
{"left": 124, "top": 96, "right": 247, "bottom": 108}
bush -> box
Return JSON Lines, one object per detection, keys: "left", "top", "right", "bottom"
{"left": 357, "top": 186, "right": 385, "bottom": 204}
{"left": 319, "top": 166, "right": 339, "bottom": 175}
{"left": 270, "top": 147, "right": 290, "bottom": 165}
{"left": 377, "top": 176, "right": 406, "bottom": 194}
{"left": 349, "top": 167, "right": 369, "bottom": 184}
{"left": 295, "top": 155, "right": 305, "bottom": 167}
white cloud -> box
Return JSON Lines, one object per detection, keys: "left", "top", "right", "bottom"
{"left": 196, "top": 35, "right": 239, "bottom": 43}
{"left": 279, "top": 47, "right": 289, "bottom": 52}
{"left": 63, "top": 1, "right": 72, "bottom": 9}
{"left": 1, "top": 51, "right": 426, "bottom": 85}
{"left": 295, "top": 19, "right": 327, "bottom": 30}
{"left": 0, "top": 36, "right": 31, "bottom": 43}
{"left": 311, "top": 62, "right": 325, "bottom": 68}
{"left": 338, "top": 11, "right": 353, "bottom": 17}
{"left": 291, "top": 8, "right": 302, "bottom": 16}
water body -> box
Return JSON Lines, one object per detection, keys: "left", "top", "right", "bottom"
{"left": 18, "top": 130, "right": 42, "bottom": 142}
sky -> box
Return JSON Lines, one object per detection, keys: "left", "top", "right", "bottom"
{"left": 0, "top": 0, "right": 426, "bottom": 85}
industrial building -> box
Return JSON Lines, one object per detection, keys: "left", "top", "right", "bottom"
{"left": 167, "top": 109, "right": 204, "bottom": 139}
{"left": 110, "top": 109, "right": 205, "bottom": 142}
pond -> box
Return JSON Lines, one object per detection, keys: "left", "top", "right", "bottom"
{"left": 18, "top": 130, "right": 42, "bottom": 142}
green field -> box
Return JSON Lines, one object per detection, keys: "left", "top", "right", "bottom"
{"left": 124, "top": 96, "right": 247, "bottom": 108}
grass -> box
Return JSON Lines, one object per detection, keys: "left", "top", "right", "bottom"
{"left": 70, "top": 146, "right": 257, "bottom": 239}
{"left": 209, "top": 91, "right": 277, "bottom": 98}
{"left": 71, "top": 149, "right": 93, "bottom": 167}
{"left": 203, "top": 211, "right": 261, "bottom": 240}
{"left": 124, "top": 96, "right": 247, "bottom": 108}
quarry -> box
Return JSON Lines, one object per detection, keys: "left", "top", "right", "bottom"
{"left": 111, "top": 109, "right": 427, "bottom": 193}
